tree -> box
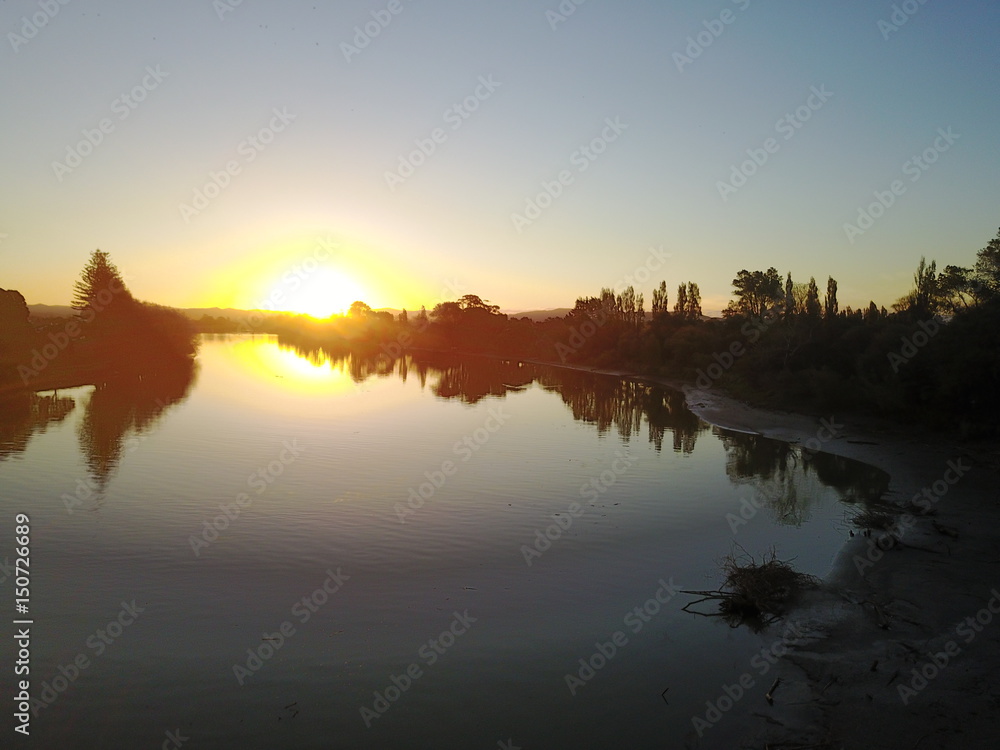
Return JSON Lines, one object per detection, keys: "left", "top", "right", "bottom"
{"left": 937, "top": 265, "right": 976, "bottom": 313}
{"left": 685, "top": 282, "right": 702, "bottom": 319}
{"left": 619, "top": 286, "right": 637, "bottom": 327}
{"left": 784, "top": 273, "right": 794, "bottom": 318}
{"left": 673, "top": 284, "right": 686, "bottom": 318}
{"left": 652, "top": 281, "right": 668, "bottom": 316}
{"left": 973, "top": 227, "right": 1000, "bottom": 299}
{"left": 348, "top": 300, "right": 372, "bottom": 318}
{"left": 824, "top": 276, "right": 838, "bottom": 319}
{"left": 431, "top": 301, "right": 462, "bottom": 325}
{"left": 398, "top": 309, "right": 409, "bottom": 324}
{"left": 728, "top": 268, "right": 783, "bottom": 318}
{"left": 457, "top": 294, "right": 500, "bottom": 315}
{"left": 865, "top": 301, "right": 880, "bottom": 323}
{"left": 805, "top": 277, "right": 821, "bottom": 318}
{"left": 72, "top": 249, "right": 134, "bottom": 316}
{"left": 894, "top": 257, "right": 940, "bottom": 317}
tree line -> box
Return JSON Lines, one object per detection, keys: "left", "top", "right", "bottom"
{"left": 275, "top": 227, "right": 1000, "bottom": 435}
{"left": 0, "top": 250, "right": 197, "bottom": 392}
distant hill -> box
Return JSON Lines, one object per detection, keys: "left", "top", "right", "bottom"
{"left": 506, "top": 308, "right": 572, "bottom": 321}
{"left": 27, "top": 304, "right": 579, "bottom": 323}
{"left": 178, "top": 307, "right": 285, "bottom": 320}
{"left": 27, "top": 304, "right": 75, "bottom": 318}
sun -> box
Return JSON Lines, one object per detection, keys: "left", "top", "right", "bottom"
{"left": 284, "top": 267, "right": 368, "bottom": 318}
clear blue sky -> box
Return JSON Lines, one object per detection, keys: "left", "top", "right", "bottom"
{"left": 2, "top": 0, "right": 998, "bottom": 315}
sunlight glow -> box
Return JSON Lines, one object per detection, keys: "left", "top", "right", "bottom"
{"left": 282, "top": 267, "right": 368, "bottom": 318}
{"left": 220, "top": 336, "right": 355, "bottom": 396}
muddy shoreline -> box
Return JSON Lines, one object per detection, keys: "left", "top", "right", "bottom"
{"left": 522, "top": 358, "right": 1000, "bottom": 748}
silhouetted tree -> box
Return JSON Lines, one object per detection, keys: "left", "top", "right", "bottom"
{"left": 652, "top": 281, "right": 668, "bottom": 316}
{"left": 673, "top": 283, "right": 686, "bottom": 317}
{"left": 431, "top": 301, "right": 462, "bottom": 325}
{"left": 727, "top": 268, "right": 782, "bottom": 318}
{"left": 937, "top": 265, "right": 977, "bottom": 313}
{"left": 824, "top": 277, "right": 838, "bottom": 319}
{"left": 805, "top": 277, "right": 821, "bottom": 318}
{"left": 973, "top": 227, "right": 1000, "bottom": 299}
{"left": 865, "top": 301, "right": 880, "bottom": 323}
{"left": 71, "top": 249, "right": 134, "bottom": 318}
{"left": 457, "top": 294, "right": 500, "bottom": 315}
{"left": 894, "top": 257, "right": 939, "bottom": 317}
{"left": 348, "top": 300, "right": 372, "bottom": 318}
{"left": 686, "top": 282, "right": 702, "bottom": 319}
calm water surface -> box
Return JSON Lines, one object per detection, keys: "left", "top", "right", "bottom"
{"left": 0, "top": 335, "right": 888, "bottom": 749}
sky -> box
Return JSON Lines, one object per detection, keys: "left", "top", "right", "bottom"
{"left": 2, "top": 0, "right": 999, "bottom": 316}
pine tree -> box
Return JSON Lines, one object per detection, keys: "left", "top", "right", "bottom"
{"left": 71, "top": 249, "right": 133, "bottom": 317}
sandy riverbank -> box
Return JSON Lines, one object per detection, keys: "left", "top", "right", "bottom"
{"left": 526, "top": 359, "right": 1000, "bottom": 748}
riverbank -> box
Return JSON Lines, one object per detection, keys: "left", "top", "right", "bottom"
{"left": 524, "top": 359, "right": 1000, "bottom": 748}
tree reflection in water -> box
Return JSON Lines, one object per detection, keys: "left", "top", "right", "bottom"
{"left": 0, "top": 390, "right": 76, "bottom": 461}
{"left": 77, "top": 356, "right": 197, "bottom": 494}
{"left": 717, "top": 431, "right": 889, "bottom": 529}
{"left": 279, "top": 344, "right": 890, "bottom": 529}
{"left": 278, "top": 344, "right": 709, "bottom": 453}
